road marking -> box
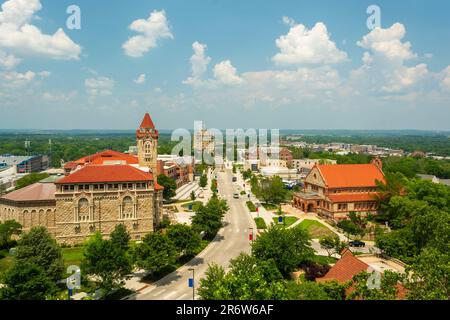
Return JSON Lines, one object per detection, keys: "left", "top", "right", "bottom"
{"left": 162, "top": 291, "right": 177, "bottom": 300}
{"left": 153, "top": 288, "right": 166, "bottom": 296}
{"left": 176, "top": 293, "right": 189, "bottom": 300}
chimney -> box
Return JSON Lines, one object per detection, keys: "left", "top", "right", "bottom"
{"left": 371, "top": 157, "right": 383, "bottom": 171}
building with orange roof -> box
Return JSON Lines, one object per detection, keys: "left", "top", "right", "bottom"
{"left": 317, "top": 249, "right": 407, "bottom": 299}
{"left": 293, "top": 158, "right": 385, "bottom": 220}
{"left": 0, "top": 113, "right": 165, "bottom": 244}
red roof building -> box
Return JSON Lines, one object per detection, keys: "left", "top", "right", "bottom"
{"left": 293, "top": 158, "right": 385, "bottom": 221}
{"left": 63, "top": 150, "right": 139, "bottom": 174}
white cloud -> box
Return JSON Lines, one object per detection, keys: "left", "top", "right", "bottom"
{"left": 123, "top": 10, "right": 173, "bottom": 58}
{"left": 134, "top": 73, "right": 146, "bottom": 84}
{"left": 0, "top": 70, "right": 35, "bottom": 88}
{"left": 0, "top": 50, "right": 20, "bottom": 69}
{"left": 213, "top": 60, "right": 243, "bottom": 85}
{"left": 272, "top": 21, "right": 347, "bottom": 65}
{"left": 282, "top": 16, "right": 295, "bottom": 27}
{"left": 357, "top": 23, "right": 416, "bottom": 61}
{"left": 42, "top": 91, "right": 77, "bottom": 102}
{"left": 0, "top": 0, "right": 81, "bottom": 60}
{"left": 183, "top": 41, "right": 211, "bottom": 85}
{"left": 441, "top": 66, "right": 450, "bottom": 92}
{"left": 85, "top": 76, "right": 115, "bottom": 96}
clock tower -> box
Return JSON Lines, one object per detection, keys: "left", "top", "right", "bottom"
{"left": 136, "top": 113, "right": 158, "bottom": 173}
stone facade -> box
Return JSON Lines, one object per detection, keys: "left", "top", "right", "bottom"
{"left": 54, "top": 184, "right": 162, "bottom": 245}
{"left": 0, "top": 201, "right": 57, "bottom": 234}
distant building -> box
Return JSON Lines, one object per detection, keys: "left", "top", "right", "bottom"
{"left": 193, "top": 121, "right": 216, "bottom": 161}
{"left": 417, "top": 174, "right": 450, "bottom": 186}
{"left": 156, "top": 155, "right": 194, "bottom": 188}
{"left": 0, "top": 154, "right": 50, "bottom": 174}
{"left": 293, "top": 158, "right": 385, "bottom": 221}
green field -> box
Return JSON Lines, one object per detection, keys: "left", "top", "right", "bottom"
{"left": 62, "top": 247, "right": 84, "bottom": 267}
{"left": 254, "top": 217, "right": 267, "bottom": 229}
{"left": 297, "top": 219, "right": 335, "bottom": 238}
{"left": 272, "top": 216, "right": 299, "bottom": 228}
{"left": 246, "top": 201, "right": 257, "bottom": 212}
{"left": 181, "top": 201, "right": 203, "bottom": 211}
{"left": 0, "top": 255, "right": 13, "bottom": 275}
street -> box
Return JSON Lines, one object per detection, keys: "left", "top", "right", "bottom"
{"left": 130, "top": 168, "right": 256, "bottom": 300}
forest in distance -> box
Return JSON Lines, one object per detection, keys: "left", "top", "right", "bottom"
{"left": 0, "top": 131, "right": 449, "bottom": 176}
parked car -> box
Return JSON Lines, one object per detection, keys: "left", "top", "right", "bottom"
{"left": 233, "top": 193, "right": 239, "bottom": 199}
{"left": 349, "top": 240, "right": 366, "bottom": 247}
{"left": 232, "top": 176, "right": 237, "bottom": 182}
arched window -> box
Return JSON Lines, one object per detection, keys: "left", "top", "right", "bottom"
{"left": 122, "top": 196, "right": 133, "bottom": 219}
{"left": 78, "top": 198, "right": 90, "bottom": 222}
{"left": 144, "top": 141, "right": 153, "bottom": 162}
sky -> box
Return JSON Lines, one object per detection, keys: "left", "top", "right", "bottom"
{"left": 0, "top": 0, "right": 450, "bottom": 130}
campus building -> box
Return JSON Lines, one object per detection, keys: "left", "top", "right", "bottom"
{"left": 292, "top": 158, "right": 385, "bottom": 221}
{"left": 0, "top": 113, "right": 164, "bottom": 244}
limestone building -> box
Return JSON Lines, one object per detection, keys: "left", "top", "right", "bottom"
{"left": 0, "top": 113, "right": 164, "bottom": 244}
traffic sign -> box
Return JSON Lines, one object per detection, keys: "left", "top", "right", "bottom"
{"left": 278, "top": 216, "right": 283, "bottom": 223}
{"left": 188, "top": 278, "right": 194, "bottom": 288}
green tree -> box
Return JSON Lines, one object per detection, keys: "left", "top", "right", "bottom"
{"left": 0, "top": 220, "right": 22, "bottom": 249}
{"left": 199, "top": 174, "right": 208, "bottom": 188}
{"left": 0, "top": 261, "right": 57, "bottom": 300}
{"left": 198, "top": 254, "right": 287, "bottom": 300}
{"left": 15, "top": 227, "right": 64, "bottom": 281}
{"left": 82, "top": 232, "right": 132, "bottom": 297}
{"left": 191, "top": 194, "right": 228, "bottom": 239}
{"left": 252, "top": 227, "right": 313, "bottom": 277}
{"left": 190, "top": 190, "right": 196, "bottom": 201}
{"left": 133, "top": 231, "right": 178, "bottom": 274}
{"left": 14, "top": 173, "right": 50, "bottom": 190}
{"left": 242, "top": 169, "right": 252, "bottom": 180}
{"left": 109, "top": 224, "right": 131, "bottom": 251}
{"left": 157, "top": 174, "right": 177, "bottom": 201}
{"left": 285, "top": 281, "right": 331, "bottom": 300}
{"left": 347, "top": 270, "right": 405, "bottom": 300}
{"left": 405, "top": 248, "right": 450, "bottom": 300}
{"left": 166, "top": 224, "right": 201, "bottom": 257}
{"left": 319, "top": 235, "right": 346, "bottom": 258}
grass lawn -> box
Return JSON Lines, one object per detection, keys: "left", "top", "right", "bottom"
{"left": 181, "top": 201, "right": 203, "bottom": 211}
{"left": 246, "top": 201, "right": 256, "bottom": 212}
{"left": 309, "top": 255, "right": 338, "bottom": 265}
{"left": 296, "top": 219, "right": 335, "bottom": 238}
{"left": 254, "top": 217, "right": 267, "bottom": 229}
{"left": 0, "top": 255, "right": 14, "bottom": 274}
{"left": 62, "top": 246, "right": 84, "bottom": 267}
{"left": 272, "top": 216, "right": 299, "bottom": 228}
{"left": 262, "top": 203, "right": 279, "bottom": 211}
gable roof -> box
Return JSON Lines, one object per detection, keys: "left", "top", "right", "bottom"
{"left": 0, "top": 182, "right": 56, "bottom": 202}
{"left": 56, "top": 165, "right": 154, "bottom": 184}
{"left": 139, "top": 113, "right": 155, "bottom": 129}
{"left": 316, "top": 163, "right": 385, "bottom": 188}
{"left": 328, "top": 193, "right": 379, "bottom": 203}
{"left": 64, "top": 150, "right": 138, "bottom": 169}
{"left": 317, "top": 249, "right": 369, "bottom": 283}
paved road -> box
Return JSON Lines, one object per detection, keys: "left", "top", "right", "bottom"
{"left": 131, "top": 168, "right": 256, "bottom": 300}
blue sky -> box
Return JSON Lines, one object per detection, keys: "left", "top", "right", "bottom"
{"left": 0, "top": 0, "right": 450, "bottom": 130}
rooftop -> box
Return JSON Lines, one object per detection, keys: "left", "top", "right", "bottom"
{"left": 0, "top": 182, "right": 56, "bottom": 202}
{"left": 56, "top": 165, "right": 155, "bottom": 184}
{"left": 317, "top": 163, "right": 385, "bottom": 188}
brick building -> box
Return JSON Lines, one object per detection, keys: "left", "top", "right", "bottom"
{"left": 292, "top": 158, "right": 385, "bottom": 221}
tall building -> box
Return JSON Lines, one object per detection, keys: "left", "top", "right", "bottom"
{"left": 136, "top": 113, "right": 159, "bottom": 173}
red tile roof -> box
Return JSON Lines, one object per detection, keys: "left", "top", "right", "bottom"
{"left": 317, "top": 249, "right": 369, "bottom": 283}
{"left": 327, "top": 193, "right": 379, "bottom": 203}
{"left": 317, "top": 164, "right": 385, "bottom": 188}
{"left": 66, "top": 150, "right": 138, "bottom": 168}
{"left": 139, "top": 113, "right": 155, "bottom": 129}
{"left": 0, "top": 183, "right": 56, "bottom": 202}
{"left": 56, "top": 165, "right": 154, "bottom": 184}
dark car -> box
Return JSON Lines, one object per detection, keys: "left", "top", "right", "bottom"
{"left": 232, "top": 176, "right": 237, "bottom": 182}
{"left": 349, "top": 240, "right": 366, "bottom": 248}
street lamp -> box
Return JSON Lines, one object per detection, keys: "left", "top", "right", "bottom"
{"left": 188, "top": 268, "right": 195, "bottom": 300}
